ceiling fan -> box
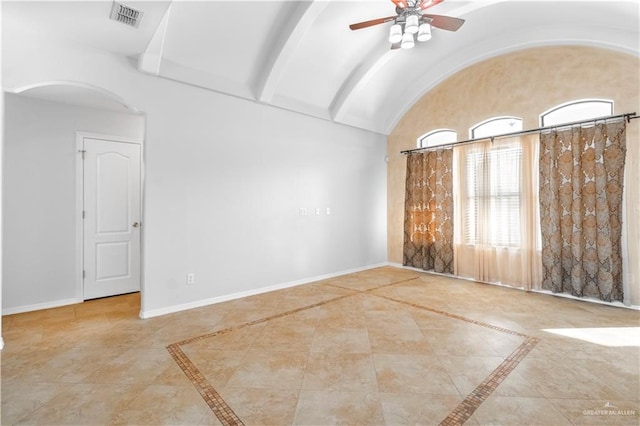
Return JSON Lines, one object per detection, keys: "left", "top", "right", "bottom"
{"left": 349, "top": 0, "right": 465, "bottom": 49}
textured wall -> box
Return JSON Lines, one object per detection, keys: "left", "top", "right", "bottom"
{"left": 388, "top": 46, "right": 640, "bottom": 305}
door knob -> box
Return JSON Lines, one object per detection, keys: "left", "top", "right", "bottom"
{"left": 132, "top": 222, "right": 141, "bottom": 228}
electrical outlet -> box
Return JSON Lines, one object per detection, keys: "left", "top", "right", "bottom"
{"left": 187, "top": 273, "right": 195, "bottom": 285}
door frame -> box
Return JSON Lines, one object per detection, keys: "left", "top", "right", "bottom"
{"left": 75, "top": 132, "right": 145, "bottom": 304}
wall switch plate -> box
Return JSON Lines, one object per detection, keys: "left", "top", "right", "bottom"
{"left": 315, "top": 208, "right": 320, "bottom": 215}
{"left": 187, "top": 273, "right": 195, "bottom": 285}
{"left": 326, "top": 207, "right": 331, "bottom": 215}
{"left": 299, "top": 208, "right": 307, "bottom": 216}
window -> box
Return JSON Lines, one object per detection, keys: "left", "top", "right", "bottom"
{"left": 464, "top": 143, "right": 522, "bottom": 246}
{"left": 541, "top": 99, "right": 613, "bottom": 127}
{"left": 417, "top": 129, "right": 457, "bottom": 148}
{"left": 470, "top": 116, "right": 523, "bottom": 139}
{"left": 464, "top": 116, "right": 524, "bottom": 247}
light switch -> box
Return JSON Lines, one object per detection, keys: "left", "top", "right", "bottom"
{"left": 315, "top": 208, "right": 321, "bottom": 215}
{"left": 299, "top": 208, "right": 307, "bottom": 216}
{"left": 326, "top": 207, "right": 331, "bottom": 215}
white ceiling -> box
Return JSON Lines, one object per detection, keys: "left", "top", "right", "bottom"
{"left": 3, "top": 0, "right": 639, "bottom": 135}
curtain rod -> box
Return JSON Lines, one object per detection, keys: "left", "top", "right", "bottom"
{"left": 401, "top": 112, "right": 637, "bottom": 155}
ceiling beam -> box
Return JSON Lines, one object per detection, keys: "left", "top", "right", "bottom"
{"left": 329, "top": 43, "right": 395, "bottom": 123}
{"left": 137, "top": 3, "right": 173, "bottom": 76}
{"left": 254, "top": 0, "right": 330, "bottom": 103}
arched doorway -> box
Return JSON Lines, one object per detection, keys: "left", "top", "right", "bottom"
{"left": 2, "top": 81, "right": 146, "bottom": 318}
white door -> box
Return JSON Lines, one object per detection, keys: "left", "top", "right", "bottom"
{"left": 83, "top": 138, "right": 141, "bottom": 300}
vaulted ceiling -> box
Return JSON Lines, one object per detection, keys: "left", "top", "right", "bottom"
{"left": 3, "top": 1, "right": 639, "bottom": 134}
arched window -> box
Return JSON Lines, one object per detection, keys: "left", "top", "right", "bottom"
{"left": 470, "top": 116, "right": 523, "bottom": 139}
{"left": 540, "top": 99, "right": 613, "bottom": 127}
{"left": 417, "top": 129, "right": 457, "bottom": 148}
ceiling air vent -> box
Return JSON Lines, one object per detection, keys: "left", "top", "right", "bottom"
{"left": 110, "top": 2, "right": 143, "bottom": 28}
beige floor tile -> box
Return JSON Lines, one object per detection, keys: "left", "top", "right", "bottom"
{"left": 438, "top": 355, "right": 505, "bottom": 395}
{"left": 190, "top": 323, "right": 265, "bottom": 351}
{"left": 14, "top": 383, "right": 146, "bottom": 425}
{"left": 373, "top": 353, "right": 460, "bottom": 395}
{"left": 365, "top": 309, "right": 421, "bottom": 332}
{"left": 225, "top": 350, "right": 308, "bottom": 389}
{"left": 368, "top": 324, "right": 433, "bottom": 355}
{"left": 262, "top": 308, "right": 321, "bottom": 328}
{"left": 475, "top": 328, "right": 527, "bottom": 358}
{"left": 83, "top": 347, "right": 176, "bottom": 385}
{"left": 302, "top": 352, "right": 378, "bottom": 392}
{"left": 218, "top": 387, "right": 299, "bottom": 425}
{"left": 180, "top": 348, "right": 247, "bottom": 387}
{"left": 472, "top": 395, "right": 573, "bottom": 425}
{"left": 1, "top": 381, "right": 61, "bottom": 425}
{"left": 251, "top": 321, "right": 316, "bottom": 352}
{"left": 109, "top": 384, "right": 215, "bottom": 425}
{"left": 409, "top": 308, "right": 476, "bottom": 331}
{"left": 421, "top": 328, "right": 504, "bottom": 357}
{"left": 548, "top": 398, "right": 640, "bottom": 425}
{"left": 293, "top": 390, "right": 385, "bottom": 425}
{"left": 379, "top": 392, "right": 463, "bottom": 425}
{"left": 515, "top": 357, "right": 631, "bottom": 401}
{"left": 214, "top": 308, "right": 277, "bottom": 329}
{"left": 492, "top": 370, "right": 544, "bottom": 398}
{"left": 310, "top": 327, "right": 371, "bottom": 353}
{"left": 152, "top": 358, "right": 195, "bottom": 386}
{"left": 2, "top": 267, "right": 638, "bottom": 426}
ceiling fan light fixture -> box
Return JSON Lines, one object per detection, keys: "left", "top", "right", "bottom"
{"left": 401, "top": 31, "right": 415, "bottom": 49}
{"left": 405, "top": 14, "right": 419, "bottom": 34}
{"left": 389, "top": 23, "right": 403, "bottom": 43}
{"left": 417, "top": 22, "right": 432, "bottom": 41}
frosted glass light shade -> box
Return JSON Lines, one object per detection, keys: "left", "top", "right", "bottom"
{"left": 401, "top": 31, "right": 415, "bottom": 49}
{"left": 417, "top": 23, "right": 432, "bottom": 41}
{"left": 389, "top": 24, "right": 402, "bottom": 43}
{"left": 405, "top": 15, "right": 419, "bottom": 34}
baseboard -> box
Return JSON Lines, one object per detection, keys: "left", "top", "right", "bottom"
{"left": 2, "top": 297, "right": 83, "bottom": 316}
{"left": 139, "top": 262, "right": 389, "bottom": 319}
{"left": 530, "top": 289, "right": 640, "bottom": 310}
{"left": 389, "top": 262, "right": 640, "bottom": 310}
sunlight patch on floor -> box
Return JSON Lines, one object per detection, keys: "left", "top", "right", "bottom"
{"left": 542, "top": 327, "right": 640, "bottom": 347}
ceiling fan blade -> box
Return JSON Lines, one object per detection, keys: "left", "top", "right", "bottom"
{"left": 349, "top": 16, "right": 397, "bottom": 31}
{"left": 422, "top": 14, "right": 465, "bottom": 31}
{"left": 419, "top": 0, "right": 444, "bottom": 10}
{"left": 390, "top": 0, "right": 408, "bottom": 9}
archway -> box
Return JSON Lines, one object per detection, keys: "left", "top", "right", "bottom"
{"left": 2, "top": 81, "right": 146, "bottom": 322}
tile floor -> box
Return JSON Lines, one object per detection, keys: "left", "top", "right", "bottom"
{"left": 1, "top": 267, "right": 639, "bottom": 425}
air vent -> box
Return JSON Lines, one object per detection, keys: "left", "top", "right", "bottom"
{"left": 110, "top": 2, "right": 142, "bottom": 28}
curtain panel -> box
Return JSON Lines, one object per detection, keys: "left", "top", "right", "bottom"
{"left": 403, "top": 149, "right": 454, "bottom": 273}
{"left": 539, "top": 121, "right": 626, "bottom": 302}
{"left": 453, "top": 135, "right": 542, "bottom": 289}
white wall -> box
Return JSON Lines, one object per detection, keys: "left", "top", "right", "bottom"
{"left": 2, "top": 34, "right": 388, "bottom": 317}
{"left": 2, "top": 94, "right": 144, "bottom": 312}
{"left": 142, "top": 86, "right": 387, "bottom": 315}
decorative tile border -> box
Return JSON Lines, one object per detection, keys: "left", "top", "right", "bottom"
{"left": 371, "top": 292, "right": 530, "bottom": 338}
{"left": 166, "top": 290, "right": 362, "bottom": 425}
{"left": 439, "top": 337, "right": 540, "bottom": 426}
{"left": 166, "top": 273, "right": 539, "bottom": 426}
{"left": 370, "top": 292, "right": 540, "bottom": 425}
{"left": 167, "top": 343, "right": 245, "bottom": 426}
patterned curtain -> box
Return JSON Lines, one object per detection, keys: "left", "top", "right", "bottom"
{"left": 539, "top": 121, "right": 626, "bottom": 302}
{"left": 403, "top": 149, "right": 454, "bottom": 273}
